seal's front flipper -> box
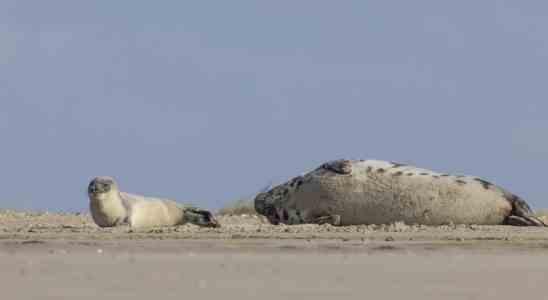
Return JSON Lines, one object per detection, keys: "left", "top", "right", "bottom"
{"left": 313, "top": 215, "right": 342, "bottom": 226}
{"left": 183, "top": 207, "right": 221, "bottom": 228}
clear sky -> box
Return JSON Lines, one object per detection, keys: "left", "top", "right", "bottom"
{"left": 1, "top": 1, "right": 547, "bottom": 212}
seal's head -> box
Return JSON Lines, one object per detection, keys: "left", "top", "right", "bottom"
{"left": 254, "top": 191, "right": 281, "bottom": 225}
{"left": 88, "top": 176, "right": 126, "bottom": 228}
{"left": 88, "top": 176, "right": 119, "bottom": 199}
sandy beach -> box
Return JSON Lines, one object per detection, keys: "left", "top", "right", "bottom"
{"left": 1, "top": 211, "right": 548, "bottom": 300}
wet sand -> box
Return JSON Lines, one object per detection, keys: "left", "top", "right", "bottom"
{"left": 1, "top": 211, "right": 548, "bottom": 299}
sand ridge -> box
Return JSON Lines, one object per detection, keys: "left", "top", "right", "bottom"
{"left": 1, "top": 210, "right": 548, "bottom": 243}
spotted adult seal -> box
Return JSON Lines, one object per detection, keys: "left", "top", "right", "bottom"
{"left": 88, "top": 176, "right": 219, "bottom": 228}
{"left": 255, "top": 159, "right": 546, "bottom": 226}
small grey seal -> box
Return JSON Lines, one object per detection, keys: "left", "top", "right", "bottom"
{"left": 255, "top": 159, "right": 546, "bottom": 226}
{"left": 88, "top": 176, "right": 219, "bottom": 228}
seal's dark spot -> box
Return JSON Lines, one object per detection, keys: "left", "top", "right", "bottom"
{"left": 390, "top": 162, "right": 407, "bottom": 168}
{"left": 504, "top": 193, "right": 517, "bottom": 203}
{"left": 407, "top": 173, "right": 413, "bottom": 176}
{"left": 456, "top": 180, "right": 467, "bottom": 185}
{"left": 420, "top": 173, "right": 429, "bottom": 176}
{"left": 377, "top": 168, "right": 385, "bottom": 173}
{"left": 321, "top": 159, "right": 352, "bottom": 175}
{"left": 295, "top": 210, "right": 304, "bottom": 223}
{"left": 392, "top": 171, "right": 403, "bottom": 177}
{"left": 474, "top": 178, "right": 493, "bottom": 190}
{"left": 440, "top": 174, "right": 450, "bottom": 177}
{"left": 288, "top": 176, "right": 304, "bottom": 189}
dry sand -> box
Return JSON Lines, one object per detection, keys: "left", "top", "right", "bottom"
{"left": 1, "top": 211, "right": 548, "bottom": 300}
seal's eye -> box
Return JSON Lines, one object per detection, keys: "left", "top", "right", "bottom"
{"left": 88, "top": 184, "right": 98, "bottom": 194}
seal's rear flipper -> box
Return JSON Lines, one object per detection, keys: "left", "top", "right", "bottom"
{"left": 504, "top": 215, "right": 546, "bottom": 226}
{"left": 313, "top": 215, "right": 342, "bottom": 226}
{"left": 183, "top": 207, "right": 221, "bottom": 228}
{"left": 504, "top": 193, "right": 547, "bottom": 226}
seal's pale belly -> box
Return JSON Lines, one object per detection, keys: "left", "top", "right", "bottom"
{"left": 293, "top": 171, "right": 512, "bottom": 225}
{"left": 128, "top": 198, "right": 185, "bottom": 228}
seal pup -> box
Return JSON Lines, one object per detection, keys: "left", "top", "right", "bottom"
{"left": 88, "top": 176, "right": 219, "bottom": 228}
{"left": 255, "top": 159, "right": 546, "bottom": 227}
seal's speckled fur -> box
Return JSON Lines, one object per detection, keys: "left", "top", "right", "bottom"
{"left": 88, "top": 177, "right": 219, "bottom": 228}
{"left": 255, "top": 159, "right": 546, "bottom": 226}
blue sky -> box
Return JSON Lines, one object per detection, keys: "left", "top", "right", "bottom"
{"left": 1, "top": 1, "right": 547, "bottom": 212}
